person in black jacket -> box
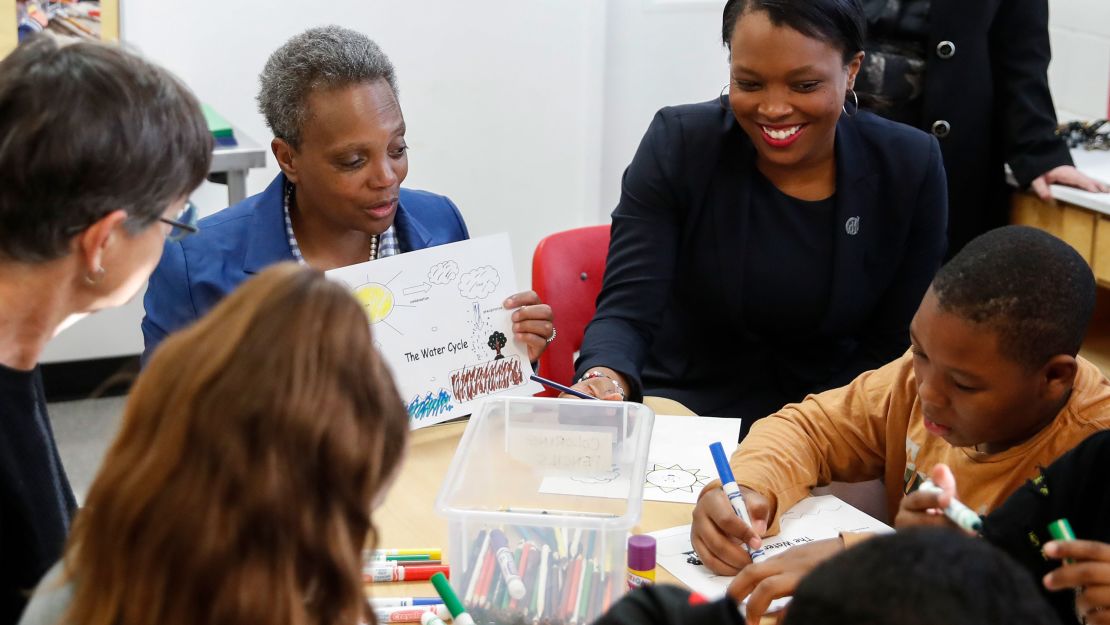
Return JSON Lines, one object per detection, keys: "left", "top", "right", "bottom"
{"left": 570, "top": 0, "right": 947, "bottom": 438}
{"left": 0, "top": 35, "right": 211, "bottom": 625}
{"left": 856, "top": 0, "right": 1108, "bottom": 256}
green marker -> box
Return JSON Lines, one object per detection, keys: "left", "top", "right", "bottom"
{"left": 1047, "top": 518, "right": 1077, "bottom": 564}
{"left": 431, "top": 571, "right": 474, "bottom": 625}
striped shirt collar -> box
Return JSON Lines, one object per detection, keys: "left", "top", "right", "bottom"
{"left": 282, "top": 180, "right": 400, "bottom": 264}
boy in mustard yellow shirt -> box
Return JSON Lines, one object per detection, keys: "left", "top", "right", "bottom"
{"left": 691, "top": 225, "right": 1110, "bottom": 623}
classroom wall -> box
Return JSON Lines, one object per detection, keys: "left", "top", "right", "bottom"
{"left": 40, "top": 0, "right": 1110, "bottom": 363}
{"left": 1048, "top": 0, "right": 1110, "bottom": 120}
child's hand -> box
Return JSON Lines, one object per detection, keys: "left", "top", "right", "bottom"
{"left": 726, "top": 538, "right": 844, "bottom": 625}
{"left": 894, "top": 464, "right": 968, "bottom": 532}
{"left": 690, "top": 485, "right": 771, "bottom": 575}
{"left": 1043, "top": 539, "right": 1110, "bottom": 624}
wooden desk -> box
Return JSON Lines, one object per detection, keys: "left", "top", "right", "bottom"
{"left": 369, "top": 420, "right": 691, "bottom": 599}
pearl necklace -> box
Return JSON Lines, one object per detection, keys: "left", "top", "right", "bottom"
{"left": 369, "top": 233, "right": 380, "bottom": 260}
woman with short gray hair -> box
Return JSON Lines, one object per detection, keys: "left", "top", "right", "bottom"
{"left": 0, "top": 33, "right": 212, "bottom": 624}
{"left": 142, "top": 25, "right": 555, "bottom": 367}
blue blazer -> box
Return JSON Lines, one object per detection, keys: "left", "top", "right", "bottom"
{"left": 141, "top": 173, "right": 469, "bottom": 362}
{"left": 576, "top": 101, "right": 948, "bottom": 436}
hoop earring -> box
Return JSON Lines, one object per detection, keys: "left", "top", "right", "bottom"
{"left": 719, "top": 84, "right": 729, "bottom": 111}
{"left": 84, "top": 266, "right": 105, "bottom": 285}
{"left": 842, "top": 88, "right": 859, "bottom": 117}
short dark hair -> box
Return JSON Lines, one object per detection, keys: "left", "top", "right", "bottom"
{"left": 258, "top": 26, "right": 398, "bottom": 148}
{"left": 932, "top": 225, "right": 1096, "bottom": 371}
{"left": 721, "top": 0, "right": 866, "bottom": 63}
{"left": 783, "top": 528, "right": 1059, "bottom": 625}
{"left": 0, "top": 34, "right": 212, "bottom": 263}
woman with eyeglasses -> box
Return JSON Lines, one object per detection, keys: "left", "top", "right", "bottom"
{"left": 0, "top": 34, "right": 211, "bottom": 625}
{"left": 141, "top": 25, "right": 555, "bottom": 366}
{"left": 570, "top": 0, "right": 947, "bottom": 439}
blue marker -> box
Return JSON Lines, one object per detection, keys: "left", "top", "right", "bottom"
{"left": 529, "top": 374, "right": 598, "bottom": 400}
{"left": 709, "top": 441, "right": 765, "bottom": 561}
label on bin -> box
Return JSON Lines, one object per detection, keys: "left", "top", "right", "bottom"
{"left": 507, "top": 426, "right": 613, "bottom": 473}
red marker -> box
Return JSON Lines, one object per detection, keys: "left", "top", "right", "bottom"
{"left": 365, "top": 564, "right": 450, "bottom": 583}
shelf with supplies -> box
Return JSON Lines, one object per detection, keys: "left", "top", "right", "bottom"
{"left": 3, "top": 0, "right": 118, "bottom": 56}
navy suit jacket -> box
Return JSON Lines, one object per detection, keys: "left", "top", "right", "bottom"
{"left": 577, "top": 101, "right": 948, "bottom": 436}
{"left": 141, "top": 173, "right": 469, "bottom": 362}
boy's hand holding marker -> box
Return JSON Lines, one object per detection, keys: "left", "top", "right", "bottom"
{"left": 691, "top": 442, "right": 773, "bottom": 575}
{"left": 1043, "top": 520, "right": 1110, "bottom": 625}
{"left": 895, "top": 464, "right": 982, "bottom": 533}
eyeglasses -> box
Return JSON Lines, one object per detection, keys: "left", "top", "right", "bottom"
{"left": 160, "top": 201, "right": 199, "bottom": 242}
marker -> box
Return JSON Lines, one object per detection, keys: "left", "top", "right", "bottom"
{"left": 918, "top": 479, "right": 983, "bottom": 532}
{"left": 709, "top": 441, "right": 765, "bottom": 561}
{"left": 489, "top": 529, "right": 527, "bottom": 599}
{"left": 420, "top": 612, "right": 448, "bottom": 625}
{"left": 431, "top": 571, "right": 475, "bottom": 625}
{"left": 535, "top": 544, "right": 551, "bottom": 618}
{"left": 364, "top": 564, "right": 451, "bottom": 583}
{"left": 369, "top": 598, "right": 444, "bottom": 608}
{"left": 463, "top": 531, "right": 491, "bottom": 603}
{"left": 529, "top": 374, "right": 598, "bottom": 400}
{"left": 369, "top": 548, "right": 443, "bottom": 560}
{"left": 373, "top": 605, "right": 452, "bottom": 623}
{"left": 1048, "top": 518, "right": 1078, "bottom": 564}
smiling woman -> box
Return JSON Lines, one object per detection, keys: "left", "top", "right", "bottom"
{"left": 571, "top": 0, "right": 948, "bottom": 439}
{"left": 141, "top": 26, "right": 555, "bottom": 366}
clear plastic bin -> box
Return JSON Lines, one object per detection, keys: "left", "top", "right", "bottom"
{"left": 435, "top": 396, "right": 655, "bottom": 625}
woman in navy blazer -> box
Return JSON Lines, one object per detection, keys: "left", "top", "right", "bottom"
{"left": 142, "top": 26, "right": 554, "bottom": 363}
{"left": 572, "top": 0, "right": 947, "bottom": 438}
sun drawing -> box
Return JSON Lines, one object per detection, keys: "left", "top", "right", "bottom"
{"left": 644, "top": 464, "right": 712, "bottom": 493}
{"left": 353, "top": 282, "right": 395, "bottom": 324}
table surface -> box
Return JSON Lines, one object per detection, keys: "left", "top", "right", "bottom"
{"left": 1053, "top": 149, "right": 1110, "bottom": 215}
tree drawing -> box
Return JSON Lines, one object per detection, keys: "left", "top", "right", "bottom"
{"left": 487, "top": 331, "right": 507, "bottom": 359}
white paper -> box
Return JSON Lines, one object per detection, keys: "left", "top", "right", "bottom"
{"left": 652, "top": 495, "right": 893, "bottom": 608}
{"left": 538, "top": 414, "right": 743, "bottom": 504}
{"left": 326, "top": 234, "right": 541, "bottom": 428}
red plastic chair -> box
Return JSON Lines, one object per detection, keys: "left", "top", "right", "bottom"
{"left": 531, "top": 225, "right": 611, "bottom": 396}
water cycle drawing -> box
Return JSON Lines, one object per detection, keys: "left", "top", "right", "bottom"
{"left": 326, "top": 234, "right": 540, "bottom": 429}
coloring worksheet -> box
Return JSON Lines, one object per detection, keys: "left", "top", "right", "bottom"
{"left": 326, "top": 234, "right": 541, "bottom": 428}
{"left": 651, "top": 495, "right": 893, "bottom": 609}
{"left": 537, "top": 414, "right": 744, "bottom": 504}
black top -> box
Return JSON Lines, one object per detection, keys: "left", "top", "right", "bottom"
{"left": 744, "top": 173, "right": 835, "bottom": 335}
{"left": 0, "top": 364, "right": 75, "bottom": 625}
{"left": 859, "top": 0, "right": 1073, "bottom": 256}
{"left": 576, "top": 102, "right": 948, "bottom": 439}
{"left": 982, "top": 430, "right": 1110, "bottom": 625}
{"left": 856, "top": 0, "right": 931, "bottom": 125}
{"left": 595, "top": 584, "right": 742, "bottom": 625}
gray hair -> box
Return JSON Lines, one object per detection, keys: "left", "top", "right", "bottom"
{"left": 258, "top": 26, "right": 399, "bottom": 148}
